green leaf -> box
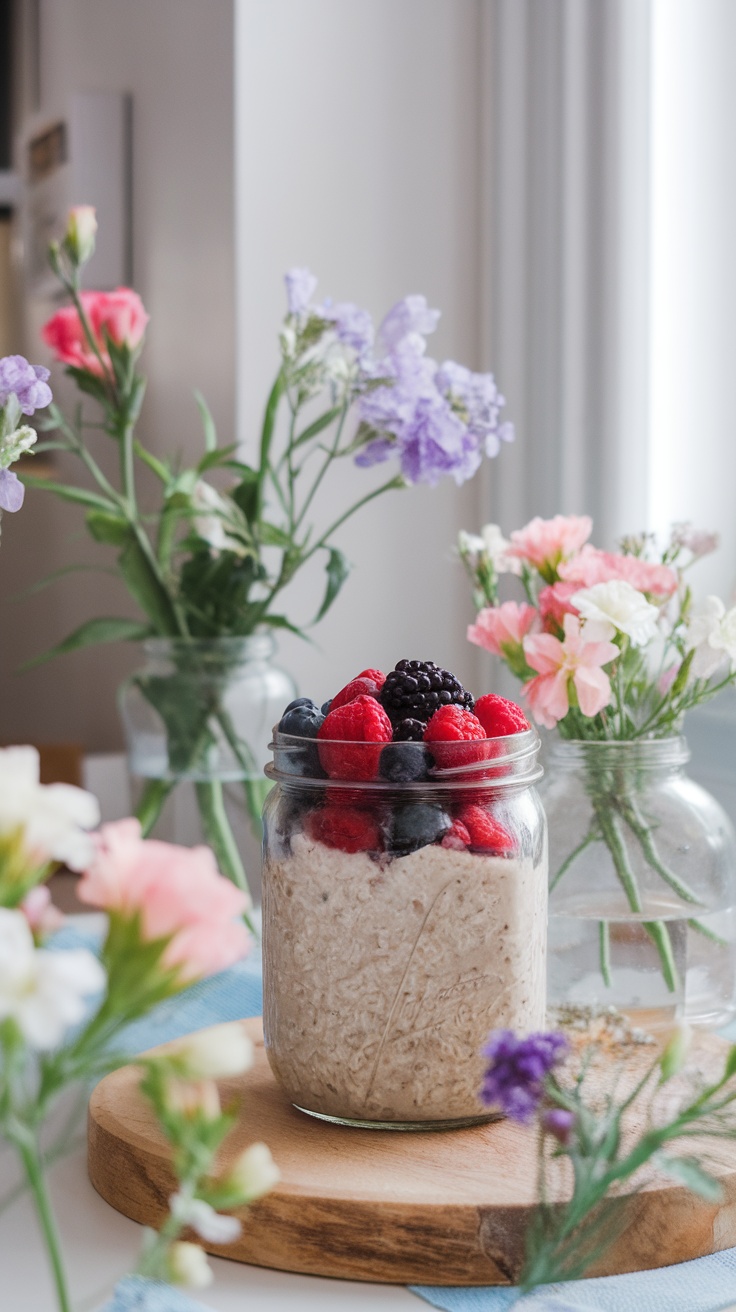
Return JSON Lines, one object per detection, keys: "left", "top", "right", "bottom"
{"left": 255, "top": 373, "right": 285, "bottom": 517}
{"left": 723, "top": 1044, "right": 736, "bottom": 1081}
{"left": 118, "top": 537, "right": 179, "bottom": 631}
{"left": 195, "top": 390, "right": 218, "bottom": 453}
{"left": 292, "top": 405, "right": 344, "bottom": 449}
{"left": 20, "top": 476, "right": 117, "bottom": 514}
{"left": 262, "top": 614, "right": 309, "bottom": 639}
{"left": 133, "top": 441, "right": 170, "bottom": 484}
{"left": 86, "top": 511, "right": 131, "bottom": 546}
{"left": 669, "top": 648, "right": 695, "bottom": 700}
{"left": 64, "top": 365, "right": 110, "bottom": 404}
{"left": 232, "top": 467, "right": 260, "bottom": 526}
{"left": 22, "top": 618, "right": 152, "bottom": 668}
{"left": 197, "top": 444, "right": 237, "bottom": 473}
{"left": 656, "top": 1155, "right": 724, "bottom": 1202}
{"left": 259, "top": 521, "right": 292, "bottom": 548}
{"left": 313, "top": 546, "right": 350, "bottom": 623}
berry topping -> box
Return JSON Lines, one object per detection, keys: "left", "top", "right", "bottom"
{"left": 380, "top": 659, "right": 474, "bottom": 725}
{"left": 389, "top": 802, "right": 452, "bottom": 854}
{"left": 321, "top": 699, "right": 332, "bottom": 715}
{"left": 355, "top": 668, "right": 386, "bottom": 689}
{"left": 283, "top": 697, "right": 317, "bottom": 714}
{"left": 278, "top": 702, "right": 324, "bottom": 738}
{"left": 330, "top": 675, "right": 382, "bottom": 712}
{"left": 474, "top": 693, "right": 530, "bottom": 737}
{"left": 378, "top": 741, "right": 432, "bottom": 783}
{"left": 441, "top": 819, "right": 472, "bottom": 851}
{"left": 423, "top": 704, "right": 489, "bottom": 771}
{"left": 276, "top": 701, "right": 326, "bottom": 776}
{"left": 317, "top": 695, "right": 393, "bottom": 780}
{"left": 392, "top": 717, "right": 427, "bottom": 742}
{"left": 456, "top": 803, "right": 514, "bottom": 853}
{"left": 305, "top": 805, "right": 382, "bottom": 854}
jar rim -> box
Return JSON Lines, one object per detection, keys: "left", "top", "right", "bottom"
{"left": 549, "top": 735, "right": 690, "bottom": 767}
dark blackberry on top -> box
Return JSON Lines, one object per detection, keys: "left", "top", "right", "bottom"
{"left": 380, "top": 660, "right": 474, "bottom": 727}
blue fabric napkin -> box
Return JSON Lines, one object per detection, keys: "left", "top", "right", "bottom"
{"left": 54, "top": 922, "right": 736, "bottom": 1312}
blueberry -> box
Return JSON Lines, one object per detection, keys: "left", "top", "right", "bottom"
{"left": 321, "top": 698, "right": 333, "bottom": 715}
{"left": 276, "top": 704, "right": 326, "bottom": 778}
{"left": 389, "top": 803, "right": 452, "bottom": 854}
{"left": 283, "top": 697, "right": 317, "bottom": 715}
{"left": 278, "top": 704, "right": 324, "bottom": 738}
{"left": 378, "top": 742, "right": 431, "bottom": 783}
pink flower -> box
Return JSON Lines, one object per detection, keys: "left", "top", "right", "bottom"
{"left": 77, "top": 819, "right": 250, "bottom": 982}
{"left": 522, "top": 614, "right": 618, "bottom": 728}
{"left": 538, "top": 582, "right": 580, "bottom": 630}
{"left": 42, "top": 289, "right": 149, "bottom": 378}
{"left": 20, "top": 885, "right": 65, "bottom": 939}
{"left": 467, "top": 602, "right": 539, "bottom": 657}
{"left": 508, "top": 515, "right": 592, "bottom": 576}
{"left": 559, "top": 547, "right": 677, "bottom": 599}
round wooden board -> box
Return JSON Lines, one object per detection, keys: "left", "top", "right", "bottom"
{"left": 88, "top": 1018, "right": 736, "bottom": 1287}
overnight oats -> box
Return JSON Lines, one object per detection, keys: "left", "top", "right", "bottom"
{"left": 262, "top": 660, "right": 547, "bottom": 1129}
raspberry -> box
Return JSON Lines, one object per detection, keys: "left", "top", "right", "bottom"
{"left": 356, "top": 668, "right": 386, "bottom": 689}
{"left": 380, "top": 659, "right": 473, "bottom": 725}
{"left": 330, "top": 676, "right": 382, "bottom": 711}
{"left": 423, "top": 705, "right": 489, "bottom": 771}
{"left": 317, "top": 695, "right": 393, "bottom": 780}
{"left": 474, "top": 694, "right": 530, "bottom": 737}
{"left": 441, "top": 819, "right": 471, "bottom": 851}
{"left": 456, "top": 803, "right": 514, "bottom": 853}
{"left": 305, "top": 805, "right": 382, "bottom": 854}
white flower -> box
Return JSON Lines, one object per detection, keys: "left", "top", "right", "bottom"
{"left": 191, "top": 481, "right": 249, "bottom": 558}
{"left": 0, "top": 425, "right": 37, "bottom": 466}
{"left": 164, "top": 1076, "right": 222, "bottom": 1122}
{"left": 226, "top": 1142, "right": 281, "bottom": 1202}
{"left": 685, "top": 596, "right": 736, "bottom": 678}
{"left": 169, "top": 1192, "right": 241, "bottom": 1244}
{"left": 0, "top": 909, "right": 105, "bottom": 1048}
{"left": 0, "top": 746, "right": 99, "bottom": 871}
{"left": 168, "top": 1023, "right": 254, "bottom": 1080}
{"left": 457, "top": 524, "right": 521, "bottom": 575}
{"left": 571, "top": 580, "right": 659, "bottom": 647}
{"left": 167, "top": 1241, "right": 214, "bottom": 1289}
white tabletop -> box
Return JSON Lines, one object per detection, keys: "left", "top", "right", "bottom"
{"left": 0, "top": 1098, "right": 420, "bottom": 1311}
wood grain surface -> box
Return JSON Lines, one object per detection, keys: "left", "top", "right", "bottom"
{"left": 87, "top": 1018, "right": 736, "bottom": 1286}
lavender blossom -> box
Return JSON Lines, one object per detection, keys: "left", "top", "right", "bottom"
{"left": 399, "top": 397, "right": 482, "bottom": 487}
{"left": 479, "top": 1029, "right": 568, "bottom": 1122}
{"left": 0, "top": 468, "right": 25, "bottom": 512}
{"left": 0, "top": 355, "right": 52, "bottom": 416}
{"left": 319, "top": 300, "right": 374, "bottom": 357}
{"left": 436, "top": 360, "right": 515, "bottom": 457}
{"left": 541, "top": 1107, "right": 576, "bottom": 1145}
{"left": 284, "top": 267, "right": 318, "bottom": 317}
{"left": 378, "top": 294, "right": 440, "bottom": 350}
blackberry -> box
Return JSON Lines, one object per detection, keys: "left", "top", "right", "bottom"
{"left": 380, "top": 660, "right": 474, "bottom": 726}
{"left": 392, "top": 717, "right": 427, "bottom": 742}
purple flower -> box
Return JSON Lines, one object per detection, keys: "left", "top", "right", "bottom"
{"left": 318, "top": 300, "right": 375, "bottom": 357}
{"left": 436, "top": 360, "right": 515, "bottom": 457}
{"left": 284, "top": 267, "right": 318, "bottom": 317}
{"left": 0, "top": 355, "right": 52, "bottom": 416}
{"left": 0, "top": 468, "right": 24, "bottom": 512}
{"left": 479, "top": 1029, "right": 568, "bottom": 1122}
{"left": 541, "top": 1107, "right": 576, "bottom": 1145}
{"left": 378, "top": 295, "right": 441, "bottom": 351}
{"left": 358, "top": 334, "right": 438, "bottom": 433}
{"left": 398, "top": 396, "right": 482, "bottom": 487}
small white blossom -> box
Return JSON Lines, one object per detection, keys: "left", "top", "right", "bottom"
{"left": 481, "top": 523, "right": 522, "bottom": 575}
{"left": 167, "top": 1241, "right": 214, "bottom": 1289}
{"left": 191, "top": 481, "right": 249, "bottom": 558}
{"left": 0, "top": 425, "right": 37, "bottom": 467}
{"left": 0, "top": 909, "right": 105, "bottom": 1048}
{"left": 168, "top": 1023, "right": 254, "bottom": 1080}
{"left": 671, "top": 522, "right": 720, "bottom": 560}
{"left": 0, "top": 746, "right": 99, "bottom": 871}
{"left": 685, "top": 597, "right": 736, "bottom": 678}
{"left": 226, "top": 1141, "right": 281, "bottom": 1202}
{"left": 572, "top": 580, "right": 659, "bottom": 647}
{"left": 169, "top": 1192, "right": 241, "bottom": 1244}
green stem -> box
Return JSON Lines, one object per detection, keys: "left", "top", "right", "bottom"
{"left": 195, "top": 781, "right": 255, "bottom": 923}
{"left": 17, "top": 1131, "right": 72, "bottom": 1312}
{"left": 549, "top": 825, "right": 601, "bottom": 892}
{"left": 136, "top": 778, "right": 176, "bottom": 836}
{"left": 301, "top": 475, "right": 404, "bottom": 566}
{"left": 615, "top": 796, "right": 701, "bottom": 906}
{"left": 293, "top": 401, "right": 349, "bottom": 532}
{"left": 599, "top": 920, "right": 612, "bottom": 987}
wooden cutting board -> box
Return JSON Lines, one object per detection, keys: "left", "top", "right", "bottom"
{"left": 87, "top": 1018, "right": 736, "bottom": 1286}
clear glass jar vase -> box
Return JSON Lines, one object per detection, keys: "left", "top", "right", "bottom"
{"left": 119, "top": 635, "right": 296, "bottom": 897}
{"left": 262, "top": 728, "right": 547, "bottom": 1129}
{"left": 543, "top": 737, "right": 736, "bottom": 1031}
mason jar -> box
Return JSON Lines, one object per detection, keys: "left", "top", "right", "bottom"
{"left": 543, "top": 737, "right": 736, "bottom": 1030}
{"left": 262, "top": 728, "right": 546, "bottom": 1129}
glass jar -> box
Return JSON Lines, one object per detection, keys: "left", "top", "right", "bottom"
{"left": 262, "top": 728, "right": 547, "bottom": 1129}
{"left": 543, "top": 738, "right": 736, "bottom": 1030}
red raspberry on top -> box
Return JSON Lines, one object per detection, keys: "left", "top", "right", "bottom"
{"left": 423, "top": 704, "right": 489, "bottom": 771}
{"left": 456, "top": 803, "right": 514, "bottom": 853}
{"left": 474, "top": 693, "right": 529, "bottom": 737}
{"left": 304, "top": 804, "right": 382, "bottom": 854}
{"left": 356, "top": 668, "right": 386, "bottom": 688}
{"left": 317, "top": 695, "right": 393, "bottom": 780}
{"left": 330, "top": 675, "right": 383, "bottom": 711}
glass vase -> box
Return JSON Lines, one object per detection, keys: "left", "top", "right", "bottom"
{"left": 543, "top": 737, "right": 736, "bottom": 1030}
{"left": 119, "top": 634, "right": 296, "bottom": 899}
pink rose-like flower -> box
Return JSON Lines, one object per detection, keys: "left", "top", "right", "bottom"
{"left": 467, "top": 602, "right": 539, "bottom": 657}
{"left": 42, "top": 289, "right": 149, "bottom": 378}
{"left": 559, "top": 547, "right": 678, "bottom": 599}
{"left": 508, "top": 515, "right": 593, "bottom": 577}
{"left": 538, "top": 582, "right": 581, "bottom": 631}
{"left": 77, "top": 819, "right": 250, "bottom": 982}
{"left": 522, "top": 613, "right": 618, "bottom": 728}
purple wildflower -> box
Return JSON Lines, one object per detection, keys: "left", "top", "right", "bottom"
{"left": 479, "top": 1029, "right": 569, "bottom": 1122}
{"left": 398, "top": 396, "right": 482, "bottom": 487}
{"left": 0, "top": 468, "right": 24, "bottom": 512}
{"left": 284, "top": 267, "right": 318, "bottom": 317}
{"left": 378, "top": 294, "right": 441, "bottom": 351}
{"left": 436, "top": 360, "right": 515, "bottom": 457}
{"left": 541, "top": 1107, "right": 576, "bottom": 1145}
{"left": 319, "top": 300, "right": 375, "bottom": 357}
{"left": 0, "top": 356, "right": 52, "bottom": 416}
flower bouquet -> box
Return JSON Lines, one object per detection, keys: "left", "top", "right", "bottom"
{"left": 28, "top": 208, "right": 514, "bottom": 905}
{"left": 460, "top": 515, "right": 736, "bottom": 1021}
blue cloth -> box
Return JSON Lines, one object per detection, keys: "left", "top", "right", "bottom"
{"left": 55, "top": 923, "right": 736, "bottom": 1312}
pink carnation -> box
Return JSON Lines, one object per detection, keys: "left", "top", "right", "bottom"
{"left": 508, "top": 515, "right": 592, "bottom": 574}
{"left": 559, "top": 547, "right": 677, "bottom": 598}
{"left": 538, "top": 582, "right": 580, "bottom": 630}
{"left": 42, "top": 289, "right": 149, "bottom": 378}
{"left": 77, "top": 819, "right": 250, "bottom": 982}
{"left": 467, "top": 602, "right": 539, "bottom": 657}
{"left": 522, "top": 613, "right": 618, "bottom": 728}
